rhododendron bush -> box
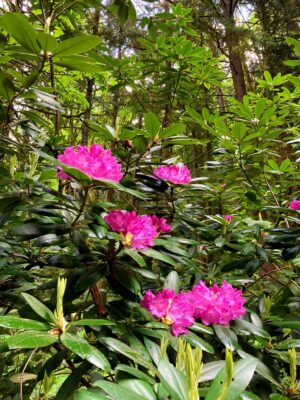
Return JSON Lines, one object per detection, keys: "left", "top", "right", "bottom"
{"left": 0, "top": 4, "right": 299, "bottom": 400}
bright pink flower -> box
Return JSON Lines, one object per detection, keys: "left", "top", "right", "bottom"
{"left": 104, "top": 210, "right": 157, "bottom": 249}
{"left": 150, "top": 215, "right": 171, "bottom": 234}
{"left": 154, "top": 164, "right": 191, "bottom": 185}
{"left": 289, "top": 199, "right": 300, "bottom": 210}
{"left": 223, "top": 214, "right": 233, "bottom": 223}
{"left": 190, "top": 281, "right": 245, "bottom": 325}
{"left": 141, "top": 289, "right": 195, "bottom": 336}
{"left": 57, "top": 144, "right": 123, "bottom": 182}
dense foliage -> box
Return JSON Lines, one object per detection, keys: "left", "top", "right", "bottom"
{"left": 0, "top": 1, "right": 299, "bottom": 399}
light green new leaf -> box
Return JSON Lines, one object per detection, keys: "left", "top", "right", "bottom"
{"left": 163, "top": 271, "right": 179, "bottom": 293}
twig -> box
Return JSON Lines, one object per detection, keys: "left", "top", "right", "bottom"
{"left": 20, "top": 349, "right": 37, "bottom": 400}
{"left": 71, "top": 187, "right": 90, "bottom": 227}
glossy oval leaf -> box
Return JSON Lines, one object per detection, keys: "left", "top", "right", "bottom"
{"left": 70, "top": 319, "right": 116, "bottom": 327}
{"left": 0, "top": 13, "right": 40, "bottom": 54}
{"left": 213, "top": 325, "right": 238, "bottom": 350}
{"left": 118, "top": 379, "right": 157, "bottom": 400}
{"left": 53, "top": 35, "right": 101, "bottom": 56}
{"left": 0, "top": 316, "right": 49, "bottom": 331}
{"left": 158, "top": 358, "right": 188, "bottom": 400}
{"left": 115, "top": 364, "right": 155, "bottom": 385}
{"left": 74, "top": 388, "right": 109, "bottom": 400}
{"left": 199, "top": 361, "right": 225, "bottom": 383}
{"left": 95, "top": 380, "right": 143, "bottom": 400}
{"left": 184, "top": 332, "right": 215, "bottom": 353}
{"left": 7, "top": 331, "right": 58, "bottom": 349}
{"left": 100, "top": 337, "right": 154, "bottom": 371}
{"left": 61, "top": 333, "right": 110, "bottom": 371}
{"left": 144, "top": 111, "right": 160, "bottom": 138}
{"left": 22, "top": 292, "right": 56, "bottom": 324}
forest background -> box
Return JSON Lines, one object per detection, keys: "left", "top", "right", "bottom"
{"left": 0, "top": 0, "right": 299, "bottom": 399}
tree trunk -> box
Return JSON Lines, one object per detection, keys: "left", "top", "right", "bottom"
{"left": 81, "top": 78, "right": 94, "bottom": 145}
{"left": 81, "top": 7, "right": 100, "bottom": 145}
{"left": 222, "top": 0, "right": 247, "bottom": 101}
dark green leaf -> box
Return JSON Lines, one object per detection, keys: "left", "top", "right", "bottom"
{"left": 7, "top": 331, "right": 58, "bottom": 349}
{"left": 160, "top": 123, "right": 186, "bottom": 138}
{"left": 199, "top": 361, "right": 225, "bottom": 382}
{"left": 140, "top": 249, "right": 178, "bottom": 266}
{"left": 158, "top": 358, "right": 188, "bottom": 400}
{"left": 60, "top": 333, "right": 110, "bottom": 371}
{"left": 0, "top": 316, "right": 49, "bottom": 331}
{"left": 184, "top": 332, "right": 215, "bottom": 353}
{"left": 233, "top": 318, "right": 271, "bottom": 338}
{"left": 95, "top": 380, "right": 142, "bottom": 400}
{"left": 0, "top": 13, "right": 40, "bottom": 54}
{"left": 100, "top": 337, "right": 154, "bottom": 371}
{"left": 74, "top": 388, "right": 108, "bottom": 400}
{"left": 119, "top": 379, "right": 156, "bottom": 400}
{"left": 22, "top": 292, "right": 56, "bottom": 324}
{"left": 70, "top": 319, "right": 116, "bottom": 327}
{"left": 55, "top": 361, "right": 91, "bottom": 400}
{"left": 0, "top": 70, "right": 15, "bottom": 100}
{"left": 213, "top": 325, "right": 238, "bottom": 350}
{"left": 144, "top": 111, "right": 160, "bottom": 138}
{"left": 115, "top": 364, "right": 155, "bottom": 385}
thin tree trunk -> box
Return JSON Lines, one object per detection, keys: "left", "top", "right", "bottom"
{"left": 81, "top": 78, "right": 94, "bottom": 145}
{"left": 222, "top": 0, "right": 247, "bottom": 101}
{"left": 81, "top": 7, "right": 100, "bottom": 145}
{"left": 216, "top": 86, "right": 226, "bottom": 113}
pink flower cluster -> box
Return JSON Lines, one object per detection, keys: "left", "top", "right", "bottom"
{"left": 141, "top": 281, "right": 246, "bottom": 336}
{"left": 154, "top": 164, "right": 191, "bottom": 185}
{"left": 223, "top": 214, "right": 233, "bottom": 223}
{"left": 57, "top": 144, "right": 123, "bottom": 182}
{"left": 104, "top": 210, "right": 171, "bottom": 249}
{"left": 141, "top": 289, "right": 195, "bottom": 336}
{"left": 289, "top": 199, "right": 300, "bottom": 210}
{"left": 190, "top": 281, "right": 246, "bottom": 325}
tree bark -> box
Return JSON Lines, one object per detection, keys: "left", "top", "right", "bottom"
{"left": 222, "top": 0, "right": 247, "bottom": 101}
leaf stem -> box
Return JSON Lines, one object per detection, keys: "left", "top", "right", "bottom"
{"left": 72, "top": 186, "right": 90, "bottom": 227}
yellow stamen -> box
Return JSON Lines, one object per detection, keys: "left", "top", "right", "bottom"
{"left": 162, "top": 316, "right": 173, "bottom": 325}
{"left": 121, "top": 232, "right": 133, "bottom": 246}
{"left": 162, "top": 299, "right": 173, "bottom": 326}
